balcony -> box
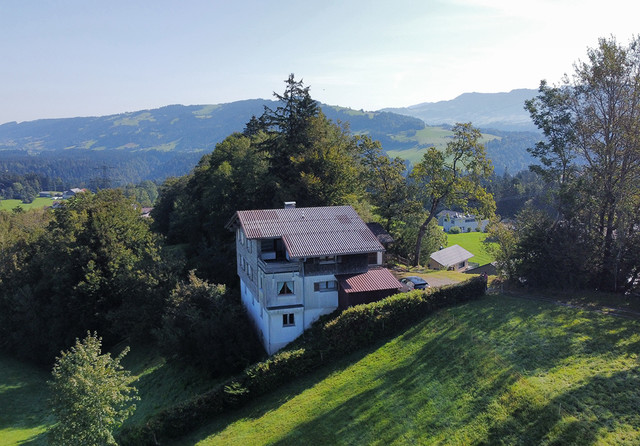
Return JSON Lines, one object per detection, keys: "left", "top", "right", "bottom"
{"left": 258, "top": 258, "right": 300, "bottom": 274}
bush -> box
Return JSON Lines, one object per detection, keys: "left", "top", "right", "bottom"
{"left": 155, "top": 271, "right": 262, "bottom": 377}
{"left": 449, "top": 226, "right": 461, "bottom": 234}
{"left": 119, "top": 276, "right": 487, "bottom": 445}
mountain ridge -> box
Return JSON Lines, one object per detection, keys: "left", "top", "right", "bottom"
{"left": 384, "top": 88, "right": 538, "bottom": 132}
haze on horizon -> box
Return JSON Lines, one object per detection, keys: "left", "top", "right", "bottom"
{"left": 0, "top": 0, "right": 637, "bottom": 124}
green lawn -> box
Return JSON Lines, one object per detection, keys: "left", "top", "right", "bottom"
{"left": 174, "top": 294, "right": 640, "bottom": 445}
{"left": 0, "top": 197, "right": 55, "bottom": 212}
{"left": 0, "top": 344, "right": 220, "bottom": 446}
{"left": 446, "top": 230, "right": 495, "bottom": 265}
{"left": 0, "top": 355, "right": 51, "bottom": 445}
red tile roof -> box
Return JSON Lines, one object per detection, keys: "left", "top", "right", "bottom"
{"left": 227, "top": 205, "right": 384, "bottom": 259}
{"left": 336, "top": 267, "right": 403, "bottom": 294}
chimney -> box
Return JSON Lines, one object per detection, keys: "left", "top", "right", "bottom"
{"left": 284, "top": 201, "right": 296, "bottom": 209}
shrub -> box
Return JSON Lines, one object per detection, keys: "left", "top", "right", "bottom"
{"left": 449, "top": 226, "right": 461, "bottom": 234}
{"left": 119, "top": 276, "right": 487, "bottom": 445}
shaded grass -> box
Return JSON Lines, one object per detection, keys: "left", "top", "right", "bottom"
{"left": 0, "top": 355, "right": 51, "bottom": 445}
{"left": 446, "top": 230, "right": 495, "bottom": 265}
{"left": 0, "top": 344, "right": 221, "bottom": 445}
{"left": 177, "top": 295, "right": 640, "bottom": 445}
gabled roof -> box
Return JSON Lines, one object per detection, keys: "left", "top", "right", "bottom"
{"left": 430, "top": 244, "right": 474, "bottom": 267}
{"left": 226, "top": 205, "right": 384, "bottom": 259}
{"left": 336, "top": 267, "right": 403, "bottom": 294}
{"left": 366, "top": 222, "right": 394, "bottom": 244}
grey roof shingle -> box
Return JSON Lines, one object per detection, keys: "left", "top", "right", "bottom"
{"left": 429, "top": 244, "right": 474, "bottom": 267}
{"left": 227, "top": 205, "right": 384, "bottom": 259}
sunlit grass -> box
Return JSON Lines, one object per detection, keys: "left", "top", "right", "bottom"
{"left": 0, "top": 197, "right": 54, "bottom": 211}
{"left": 178, "top": 295, "right": 640, "bottom": 445}
{"left": 446, "top": 230, "right": 495, "bottom": 265}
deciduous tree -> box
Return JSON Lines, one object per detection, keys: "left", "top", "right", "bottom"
{"left": 48, "top": 332, "right": 138, "bottom": 446}
{"left": 409, "top": 123, "right": 495, "bottom": 266}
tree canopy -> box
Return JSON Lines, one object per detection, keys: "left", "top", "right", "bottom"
{"left": 48, "top": 332, "right": 138, "bottom": 446}
{"left": 523, "top": 36, "right": 640, "bottom": 291}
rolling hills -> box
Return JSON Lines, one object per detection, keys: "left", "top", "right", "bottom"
{"left": 0, "top": 91, "right": 541, "bottom": 186}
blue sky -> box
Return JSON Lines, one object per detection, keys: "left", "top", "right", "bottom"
{"left": 0, "top": 0, "right": 637, "bottom": 124}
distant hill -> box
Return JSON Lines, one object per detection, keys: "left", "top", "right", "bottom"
{"left": 0, "top": 93, "right": 541, "bottom": 186}
{"left": 384, "top": 89, "right": 539, "bottom": 132}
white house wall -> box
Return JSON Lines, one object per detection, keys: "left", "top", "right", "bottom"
{"left": 240, "top": 277, "right": 270, "bottom": 352}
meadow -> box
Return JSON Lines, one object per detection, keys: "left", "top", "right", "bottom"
{"left": 175, "top": 294, "right": 640, "bottom": 445}
{"left": 445, "top": 230, "right": 495, "bottom": 266}
{"left": 3, "top": 293, "right": 639, "bottom": 445}
{"left": 0, "top": 197, "right": 55, "bottom": 212}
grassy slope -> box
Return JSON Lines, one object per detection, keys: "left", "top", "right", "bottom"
{"left": 387, "top": 127, "right": 500, "bottom": 164}
{"left": 177, "top": 294, "right": 640, "bottom": 445}
{"left": 0, "top": 344, "right": 220, "bottom": 446}
{"left": 446, "top": 231, "right": 495, "bottom": 265}
{"left": 0, "top": 355, "right": 51, "bottom": 445}
{"left": 0, "top": 197, "right": 54, "bottom": 211}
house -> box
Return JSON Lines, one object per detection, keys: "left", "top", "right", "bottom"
{"left": 437, "top": 210, "right": 489, "bottom": 233}
{"left": 464, "top": 262, "right": 498, "bottom": 276}
{"left": 428, "top": 244, "right": 474, "bottom": 271}
{"left": 62, "top": 188, "right": 86, "bottom": 199}
{"left": 226, "top": 203, "right": 403, "bottom": 355}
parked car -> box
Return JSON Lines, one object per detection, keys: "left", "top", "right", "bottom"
{"left": 400, "top": 276, "right": 430, "bottom": 290}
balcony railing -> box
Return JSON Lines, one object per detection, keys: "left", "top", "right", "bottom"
{"left": 257, "top": 258, "right": 300, "bottom": 274}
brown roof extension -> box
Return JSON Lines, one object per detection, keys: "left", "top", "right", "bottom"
{"left": 226, "top": 205, "right": 384, "bottom": 259}
{"left": 336, "top": 267, "right": 403, "bottom": 294}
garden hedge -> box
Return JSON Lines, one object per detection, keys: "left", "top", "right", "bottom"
{"left": 119, "top": 275, "right": 486, "bottom": 445}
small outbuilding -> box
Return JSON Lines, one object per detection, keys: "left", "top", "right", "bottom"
{"left": 428, "top": 245, "right": 474, "bottom": 272}
{"left": 336, "top": 267, "right": 404, "bottom": 309}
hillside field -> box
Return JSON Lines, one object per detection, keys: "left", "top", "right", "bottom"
{"left": 0, "top": 197, "right": 54, "bottom": 211}
{"left": 175, "top": 294, "right": 640, "bottom": 445}
{"left": 3, "top": 293, "right": 639, "bottom": 445}
{"left": 445, "top": 230, "right": 495, "bottom": 266}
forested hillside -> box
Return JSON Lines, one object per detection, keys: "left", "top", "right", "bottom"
{"left": 0, "top": 94, "right": 538, "bottom": 188}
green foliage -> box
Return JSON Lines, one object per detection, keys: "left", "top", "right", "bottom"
{"left": 409, "top": 123, "right": 496, "bottom": 266}
{"left": 119, "top": 278, "right": 486, "bottom": 444}
{"left": 48, "top": 332, "right": 138, "bottom": 446}
{"left": 448, "top": 225, "right": 461, "bottom": 234}
{"left": 522, "top": 36, "right": 640, "bottom": 291}
{"left": 483, "top": 220, "right": 518, "bottom": 278}
{"left": 0, "top": 189, "right": 172, "bottom": 365}
{"left": 155, "top": 271, "right": 262, "bottom": 376}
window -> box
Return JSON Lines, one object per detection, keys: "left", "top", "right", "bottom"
{"left": 368, "top": 252, "right": 378, "bottom": 265}
{"left": 282, "top": 313, "right": 295, "bottom": 327}
{"left": 319, "top": 255, "right": 337, "bottom": 264}
{"left": 247, "top": 239, "right": 252, "bottom": 253}
{"left": 277, "top": 281, "right": 294, "bottom": 295}
{"left": 314, "top": 280, "right": 337, "bottom": 292}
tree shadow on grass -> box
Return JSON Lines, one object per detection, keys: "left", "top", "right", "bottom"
{"left": 168, "top": 295, "right": 640, "bottom": 445}
{"left": 481, "top": 366, "right": 640, "bottom": 445}
{"left": 0, "top": 356, "right": 52, "bottom": 443}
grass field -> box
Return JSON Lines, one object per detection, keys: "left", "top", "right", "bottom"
{"left": 0, "top": 197, "right": 54, "bottom": 212}
{"left": 445, "top": 230, "right": 495, "bottom": 265}
{"left": 174, "top": 294, "right": 640, "bottom": 445}
{"left": 0, "top": 355, "right": 51, "bottom": 445}
{"left": 386, "top": 127, "right": 501, "bottom": 164}
{"left": 0, "top": 344, "right": 220, "bottom": 446}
